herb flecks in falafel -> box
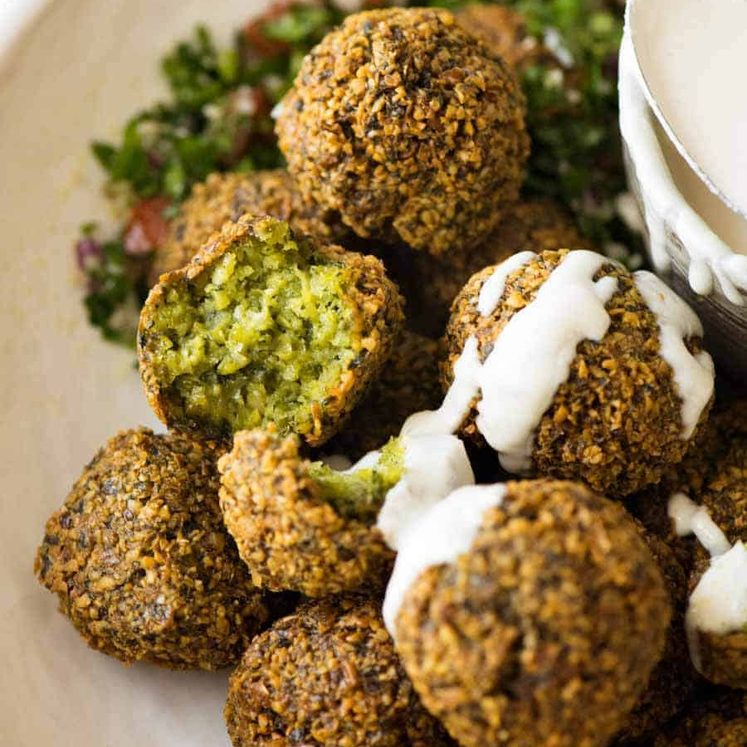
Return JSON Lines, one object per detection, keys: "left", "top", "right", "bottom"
{"left": 139, "top": 215, "right": 403, "bottom": 445}
{"left": 225, "top": 595, "right": 455, "bottom": 747}
{"left": 276, "top": 8, "right": 530, "bottom": 254}
{"left": 218, "top": 428, "right": 396, "bottom": 597}
{"left": 35, "top": 428, "right": 270, "bottom": 670}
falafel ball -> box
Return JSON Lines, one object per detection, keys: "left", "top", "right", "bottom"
{"left": 382, "top": 198, "right": 590, "bottom": 337}
{"left": 679, "top": 401, "right": 747, "bottom": 689}
{"left": 225, "top": 594, "right": 455, "bottom": 747}
{"left": 653, "top": 687, "right": 747, "bottom": 747}
{"left": 139, "top": 215, "right": 404, "bottom": 445}
{"left": 34, "top": 428, "right": 270, "bottom": 670}
{"left": 324, "top": 331, "right": 443, "bottom": 460}
{"left": 440, "top": 249, "right": 714, "bottom": 496}
{"left": 614, "top": 529, "right": 694, "bottom": 743}
{"left": 276, "top": 8, "right": 530, "bottom": 255}
{"left": 218, "top": 428, "right": 401, "bottom": 597}
{"left": 387, "top": 479, "right": 671, "bottom": 747}
{"left": 149, "top": 170, "right": 354, "bottom": 285}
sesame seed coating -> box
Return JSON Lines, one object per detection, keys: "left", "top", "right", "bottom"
{"left": 218, "top": 429, "right": 394, "bottom": 598}
{"left": 276, "top": 8, "right": 530, "bottom": 255}
{"left": 394, "top": 479, "right": 671, "bottom": 747}
{"left": 444, "top": 249, "right": 711, "bottom": 497}
{"left": 324, "top": 330, "right": 443, "bottom": 460}
{"left": 34, "top": 428, "right": 270, "bottom": 670}
{"left": 149, "top": 170, "right": 355, "bottom": 285}
{"left": 225, "top": 594, "right": 455, "bottom": 747}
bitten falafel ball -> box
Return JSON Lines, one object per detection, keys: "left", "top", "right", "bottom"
{"left": 149, "top": 170, "right": 354, "bottom": 285}
{"left": 139, "top": 215, "right": 404, "bottom": 445}
{"left": 614, "top": 529, "right": 694, "bottom": 744}
{"left": 225, "top": 595, "right": 455, "bottom": 747}
{"left": 653, "top": 687, "right": 747, "bottom": 747}
{"left": 276, "top": 8, "right": 530, "bottom": 255}
{"left": 381, "top": 198, "right": 590, "bottom": 337}
{"left": 385, "top": 480, "right": 671, "bottom": 747}
{"left": 218, "top": 429, "right": 399, "bottom": 597}
{"left": 34, "top": 428, "right": 270, "bottom": 670}
{"left": 324, "top": 331, "right": 443, "bottom": 460}
{"left": 434, "top": 249, "right": 714, "bottom": 496}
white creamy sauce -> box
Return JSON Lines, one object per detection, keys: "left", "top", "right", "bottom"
{"left": 376, "top": 434, "right": 475, "bottom": 552}
{"left": 618, "top": 34, "right": 747, "bottom": 304}
{"left": 405, "top": 251, "right": 619, "bottom": 473}
{"left": 630, "top": 0, "right": 747, "bottom": 220}
{"left": 382, "top": 484, "right": 506, "bottom": 637}
{"left": 667, "top": 492, "right": 731, "bottom": 557}
{"left": 634, "top": 271, "right": 715, "bottom": 438}
{"left": 666, "top": 492, "right": 747, "bottom": 671}
{"left": 402, "top": 336, "right": 482, "bottom": 438}
{"left": 476, "top": 251, "right": 617, "bottom": 472}
{"left": 476, "top": 250, "right": 536, "bottom": 317}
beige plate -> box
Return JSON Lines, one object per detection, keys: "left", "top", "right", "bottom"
{"left": 0, "top": 1, "right": 269, "bottom": 744}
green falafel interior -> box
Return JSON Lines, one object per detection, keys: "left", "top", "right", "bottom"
{"left": 308, "top": 438, "right": 405, "bottom": 525}
{"left": 140, "top": 217, "right": 363, "bottom": 437}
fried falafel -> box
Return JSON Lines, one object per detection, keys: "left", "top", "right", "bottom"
{"left": 34, "top": 428, "right": 270, "bottom": 670}
{"left": 421, "top": 248, "right": 714, "bottom": 497}
{"left": 276, "top": 8, "right": 530, "bottom": 255}
{"left": 149, "top": 170, "right": 354, "bottom": 285}
{"left": 218, "top": 428, "right": 398, "bottom": 597}
{"left": 225, "top": 594, "right": 455, "bottom": 747}
{"left": 139, "top": 215, "right": 404, "bottom": 445}
{"left": 385, "top": 479, "right": 671, "bottom": 747}
{"left": 324, "top": 331, "right": 443, "bottom": 460}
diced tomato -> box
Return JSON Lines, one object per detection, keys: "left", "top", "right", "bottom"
{"left": 123, "top": 197, "right": 171, "bottom": 256}
{"left": 242, "top": 1, "right": 293, "bottom": 58}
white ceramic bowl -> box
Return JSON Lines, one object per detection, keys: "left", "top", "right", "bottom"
{"left": 619, "top": 2, "right": 747, "bottom": 379}
{"left": 0, "top": 2, "right": 269, "bottom": 745}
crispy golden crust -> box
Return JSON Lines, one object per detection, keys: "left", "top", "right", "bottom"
{"left": 149, "top": 170, "right": 354, "bottom": 285}
{"left": 34, "top": 428, "right": 269, "bottom": 670}
{"left": 444, "top": 249, "right": 711, "bottom": 497}
{"left": 139, "top": 215, "right": 404, "bottom": 446}
{"left": 225, "top": 595, "right": 455, "bottom": 747}
{"left": 218, "top": 429, "right": 394, "bottom": 597}
{"left": 379, "top": 198, "right": 590, "bottom": 336}
{"left": 653, "top": 688, "right": 747, "bottom": 747}
{"left": 615, "top": 530, "right": 694, "bottom": 743}
{"left": 276, "top": 8, "right": 529, "bottom": 255}
{"left": 394, "top": 479, "right": 671, "bottom": 747}
{"left": 323, "top": 331, "right": 443, "bottom": 460}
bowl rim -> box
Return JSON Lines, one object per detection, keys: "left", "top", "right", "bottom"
{"left": 619, "top": 11, "right": 747, "bottom": 306}
{"left": 0, "top": 0, "right": 53, "bottom": 76}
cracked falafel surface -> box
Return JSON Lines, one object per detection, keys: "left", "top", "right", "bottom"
{"left": 225, "top": 594, "right": 455, "bottom": 747}
{"left": 444, "top": 249, "right": 712, "bottom": 496}
{"left": 218, "top": 429, "right": 395, "bottom": 597}
{"left": 34, "top": 428, "right": 270, "bottom": 670}
{"left": 393, "top": 479, "right": 671, "bottom": 747}
{"left": 139, "top": 215, "right": 404, "bottom": 445}
{"left": 276, "top": 8, "right": 529, "bottom": 255}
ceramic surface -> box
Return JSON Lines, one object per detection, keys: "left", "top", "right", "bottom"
{"left": 0, "top": 2, "right": 268, "bottom": 745}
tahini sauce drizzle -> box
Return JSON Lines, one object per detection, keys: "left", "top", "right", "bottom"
{"left": 382, "top": 484, "right": 506, "bottom": 637}
{"left": 667, "top": 492, "right": 747, "bottom": 671}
